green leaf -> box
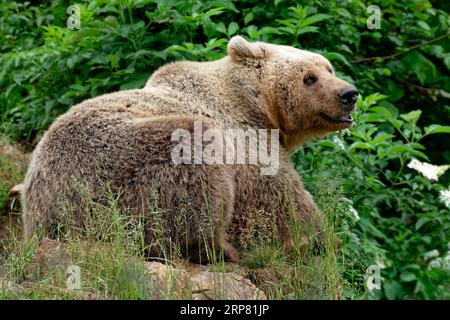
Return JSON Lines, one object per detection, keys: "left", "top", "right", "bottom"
{"left": 349, "top": 142, "right": 372, "bottom": 150}
{"left": 67, "top": 55, "right": 80, "bottom": 69}
{"left": 415, "top": 217, "right": 430, "bottom": 231}
{"left": 410, "top": 150, "right": 429, "bottom": 160}
{"left": 402, "top": 51, "right": 437, "bottom": 85}
{"left": 400, "top": 110, "right": 422, "bottom": 124}
{"left": 424, "top": 124, "right": 450, "bottom": 135}
{"left": 400, "top": 272, "right": 417, "bottom": 282}
{"left": 439, "top": 90, "right": 450, "bottom": 99}
{"left": 108, "top": 54, "right": 120, "bottom": 69}
{"left": 209, "top": 1, "right": 238, "bottom": 13}
{"left": 410, "top": 142, "right": 426, "bottom": 150}
{"left": 371, "top": 106, "right": 394, "bottom": 120}
{"left": 372, "top": 133, "right": 393, "bottom": 144}
{"left": 317, "top": 140, "right": 337, "bottom": 148}
{"left": 227, "top": 22, "right": 239, "bottom": 36}
{"left": 389, "top": 145, "right": 413, "bottom": 153}
{"left": 244, "top": 12, "right": 254, "bottom": 25}
{"left": 417, "top": 21, "right": 431, "bottom": 32}
{"left": 215, "top": 22, "right": 226, "bottom": 34}
{"left": 443, "top": 53, "right": 450, "bottom": 71}
{"left": 390, "top": 119, "right": 402, "bottom": 129}
{"left": 323, "top": 52, "right": 350, "bottom": 66}
{"left": 119, "top": 73, "right": 150, "bottom": 90}
{"left": 335, "top": 8, "right": 352, "bottom": 19}
{"left": 350, "top": 131, "right": 367, "bottom": 141}
{"left": 385, "top": 79, "right": 404, "bottom": 102}
{"left": 422, "top": 235, "right": 432, "bottom": 245}
{"left": 357, "top": 93, "right": 387, "bottom": 111}
{"left": 297, "top": 26, "right": 319, "bottom": 36}
{"left": 384, "top": 281, "right": 403, "bottom": 300}
{"left": 298, "top": 13, "right": 331, "bottom": 28}
{"left": 362, "top": 113, "right": 384, "bottom": 123}
{"left": 204, "top": 8, "right": 226, "bottom": 18}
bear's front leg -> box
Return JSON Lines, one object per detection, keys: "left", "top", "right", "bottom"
{"left": 272, "top": 159, "right": 342, "bottom": 254}
{"left": 279, "top": 164, "right": 324, "bottom": 253}
{"left": 230, "top": 149, "right": 324, "bottom": 252}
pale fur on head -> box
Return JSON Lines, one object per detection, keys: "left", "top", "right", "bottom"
{"left": 225, "top": 36, "right": 356, "bottom": 152}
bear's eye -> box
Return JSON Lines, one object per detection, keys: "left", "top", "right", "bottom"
{"left": 303, "top": 75, "right": 318, "bottom": 86}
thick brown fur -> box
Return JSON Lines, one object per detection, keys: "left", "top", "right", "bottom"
{"left": 22, "top": 36, "right": 356, "bottom": 262}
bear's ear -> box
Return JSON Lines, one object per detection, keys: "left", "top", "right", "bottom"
{"left": 227, "top": 36, "right": 267, "bottom": 65}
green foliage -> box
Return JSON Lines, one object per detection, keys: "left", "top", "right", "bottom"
{"left": 0, "top": 0, "right": 449, "bottom": 299}
{"left": 294, "top": 93, "right": 450, "bottom": 299}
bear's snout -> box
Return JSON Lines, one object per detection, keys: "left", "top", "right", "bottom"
{"left": 338, "top": 87, "right": 358, "bottom": 111}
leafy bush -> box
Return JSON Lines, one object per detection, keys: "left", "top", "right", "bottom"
{"left": 295, "top": 94, "right": 450, "bottom": 299}
{"left": 0, "top": 0, "right": 449, "bottom": 299}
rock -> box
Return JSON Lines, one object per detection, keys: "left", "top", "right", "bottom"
{"left": 192, "top": 271, "right": 267, "bottom": 300}
{"left": 26, "top": 238, "right": 72, "bottom": 280}
{"left": 32, "top": 238, "right": 72, "bottom": 268}
{"left": 0, "top": 267, "right": 26, "bottom": 296}
{"left": 145, "top": 262, "right": 267, "bottom": 300}
{"left": 18, "top": 239, "right": 265, "bottom": 300}
{"left": 144, "top": 261, "right": 193, "bottom": 299}
{"left": 144, "top": 261, "right": 266, "bottom": 300}
{"left": 0, "top": 277, "right": 99, "bottom": 300}
{"left": 0, "top": 278, "right": 23, "bottom": 295}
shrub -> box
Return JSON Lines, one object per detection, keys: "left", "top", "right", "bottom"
{"left": 295, "top": 93, "right": 450, "bottom": 299}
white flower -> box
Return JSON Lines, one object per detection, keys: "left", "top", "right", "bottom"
{"left": 348, "top": 206, "right": 360, "bottom": 221}
{"left": 425, "top": 249, "right": 450, "bottom": 271}
{"left": 423, "top": 249, "right": 439, "bottom": 261}
{"left": 428, "top": 260, "right": 442, "bottom": 270}
{"left": 445, "top": 253, "right": 450, "bottom": 263}
{"left": 406, "top": 159, "right": 450, "bottom": 181}
{"left": 439, "top": 188, "right": 450, "bottom": 208}
{"left": 332, "top": 136, "right": 346, "bottom": 150}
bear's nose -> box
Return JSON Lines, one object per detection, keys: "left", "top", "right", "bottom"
{"left": 339, "top": 88, "right": 358, "bottom": 111}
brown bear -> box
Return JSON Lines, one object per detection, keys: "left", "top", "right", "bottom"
{"left": 22, "top": 36, "right": 358, "bottom": 263}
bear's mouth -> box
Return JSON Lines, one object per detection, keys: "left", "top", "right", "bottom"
{"left": 319, "top": 112, "right": 354, "bottom": 125}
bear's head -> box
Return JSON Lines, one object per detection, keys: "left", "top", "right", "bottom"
{"left": 227, "top": 36, "right": 358, "bottom": 152}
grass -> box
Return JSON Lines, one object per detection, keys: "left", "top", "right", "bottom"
{"left": 1, "top": 193, "right": 183, "bottom": 300}
{"left": 240, "top": 176, "right": 347, "bottom": 300}
{"left": 0, "top": 138, "right": 354, "bottom": 300}
{"left": 0, "top": 135, "right": 29, "bottom": 270}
